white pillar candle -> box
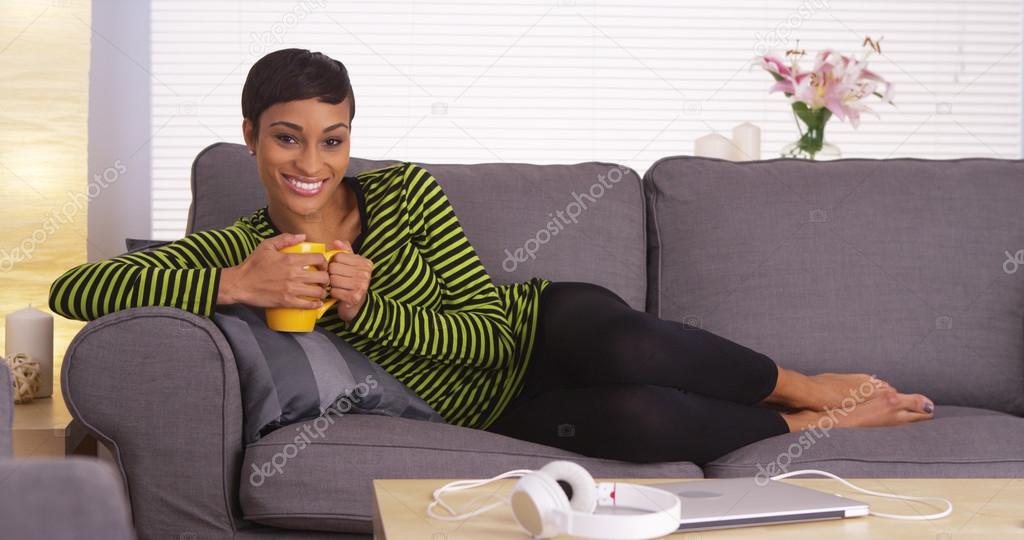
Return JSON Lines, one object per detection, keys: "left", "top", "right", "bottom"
{"left": 5, "top": 305, "right": 53, "bottom": 398}
{"left": 693, "top": 133, "right": 735, "bottom": 160}
{"left": 731, "top": 122, "right": 762, "bottom": 161}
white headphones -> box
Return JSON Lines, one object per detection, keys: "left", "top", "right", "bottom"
{"left": 427, "top": 461, "right": 953, "bottom": 539}
{"left": 428, "top": 460, "right": 681, "bottom": 539}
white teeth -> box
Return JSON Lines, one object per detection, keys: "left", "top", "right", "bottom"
{"left": 286, "top": 176, "right": 324, "bottom": 191}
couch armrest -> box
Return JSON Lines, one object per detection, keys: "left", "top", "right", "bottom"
{"left": 1, "top": 363, "right": 11, "bottom": 458}
{"left": 61, "top": 307, "right": 246, "bottom": 539}
{"left": 0, "top": 457, "right": 136, "bottom": 540}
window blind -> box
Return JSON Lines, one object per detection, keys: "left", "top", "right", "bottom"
{"left": 150, "top": 0, "right": 1023, "bottom": 239}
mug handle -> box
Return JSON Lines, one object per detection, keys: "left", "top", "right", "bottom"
{"left": 315, "top": 249, "right": 349, "bottom": 319}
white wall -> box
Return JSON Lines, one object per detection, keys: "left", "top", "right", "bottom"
{"left": 87, "top": 0, "right": 151, "bottom": 262}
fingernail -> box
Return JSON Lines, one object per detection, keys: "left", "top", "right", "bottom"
{"left": 924, "top": 402, "right": 934, "bottom": 413}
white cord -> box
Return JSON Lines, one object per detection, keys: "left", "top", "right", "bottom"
{"left": 769, "top": 469, "right": 953, "bottom": 521}
{"left": 426, "top": 469, "right": 533, "bottom": 521}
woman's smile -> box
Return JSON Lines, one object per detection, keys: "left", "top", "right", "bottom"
{"left": 282, "top": 172, "right": 329, "bottom": 197}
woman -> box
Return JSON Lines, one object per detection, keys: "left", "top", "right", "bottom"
{"left": 49, "top": 48, "right": 934, "bottom": 465}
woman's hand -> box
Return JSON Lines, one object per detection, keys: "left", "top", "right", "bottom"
{"left": 328, "top": 239, "right": 374, "bottom": 322}
{"left": 218, "top": 233, "right": 330, "bottom": 309}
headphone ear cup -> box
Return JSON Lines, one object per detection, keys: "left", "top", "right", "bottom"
{"left": 538, "top": 461, "right": 598, "bottom": 513}
{"left": 510, "top": 470, "right": 572, "bottom": 538}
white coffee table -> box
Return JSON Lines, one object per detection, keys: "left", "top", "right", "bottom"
{"left": 372, "top": 477, "right": 1023, "bottom": 539}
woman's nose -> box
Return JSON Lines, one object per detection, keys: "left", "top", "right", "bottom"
{"left": 295, "top": 147, "right": 321, "bottom": 176}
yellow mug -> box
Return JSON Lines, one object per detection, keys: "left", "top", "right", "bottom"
{"left": 265, "top": 241, "right": 347, "bottom": 332}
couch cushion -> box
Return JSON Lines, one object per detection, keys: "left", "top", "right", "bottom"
{"left": 240, "top": 415, "right": 701, "bottom": 534}
{"left": 644, "top": 156, "right": 1024, "bottom": 415}
{"left": 704, "top": 406, "right": 1024, "bottom": 478}
{"left": 191, "top": 142, "right": 647, "bottom": 310}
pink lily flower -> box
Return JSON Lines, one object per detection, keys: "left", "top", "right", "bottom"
{"left": 760, "top": 43, "right": 895, "bottom": 130}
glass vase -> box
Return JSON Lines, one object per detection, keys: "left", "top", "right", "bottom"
{"left": 780, "top": 103, "right": 841, "bottom": 160}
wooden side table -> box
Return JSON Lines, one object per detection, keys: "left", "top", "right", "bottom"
{"left": 11, "top": 390, "right": 95, "bottom": 458}
{"left": 6, "top": 311, "right": 93, "bottom": 458}
{"left": 372, "top": 477, "right": 1024, "bottom": 539}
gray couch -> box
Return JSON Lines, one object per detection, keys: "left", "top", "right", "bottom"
{"left": 61, "top": 143, "right": 1024, "bottom": 538}
{"left": 0, "top": 365, "right": 135, "bottom": 539}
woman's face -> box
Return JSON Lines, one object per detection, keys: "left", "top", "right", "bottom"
{"left": 243, "top": 97, "right": 352, "bottom": 220}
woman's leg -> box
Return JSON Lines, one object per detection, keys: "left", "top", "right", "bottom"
{"left": 518, "top": 281, "right": 916, "bottom": 413}
{"left": 487, "top": 281, "right": 934, "bottom": 464}
{"left": 486, "top": 383, "right": 936, "bottom": 464}
{"left": 521, "top": 281, "right": 780, "bottom": 405}
{"left": 487, "top": 384, "right": 790, "bottom": 464}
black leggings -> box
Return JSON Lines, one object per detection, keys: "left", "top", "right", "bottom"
{"left": 485, "top": 281, "right": 790, "bottom": 465}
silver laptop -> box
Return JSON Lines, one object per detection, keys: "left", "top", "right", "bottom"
{"left": 596, "top": 477, "right": 869, "bottom": 532}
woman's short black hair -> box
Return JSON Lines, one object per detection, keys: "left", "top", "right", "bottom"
{"left": 242, "top": 48, "right": 355, "bottom": 135}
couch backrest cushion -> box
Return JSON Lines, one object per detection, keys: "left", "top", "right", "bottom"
{"left": 189, "top": 142, "right": 647, "bottom": 310}
{"left": 645, "top": 156, "right": 1024, "bottom": 415}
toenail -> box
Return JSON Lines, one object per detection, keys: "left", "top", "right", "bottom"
{"left": 924, "top": 402, "right": 934, "bottom": 413}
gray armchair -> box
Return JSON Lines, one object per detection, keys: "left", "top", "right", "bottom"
{"left": 0, "top": 364, "right": 135, "bottom": 540}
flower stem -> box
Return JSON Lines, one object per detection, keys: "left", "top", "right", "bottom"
{"left": 788, "top": 103, "right": 832, "bottom": 159}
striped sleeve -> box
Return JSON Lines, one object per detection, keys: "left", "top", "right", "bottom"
{"left": 48, "top": 226, "right": 257, "bottom": 321}
{"left": 344, "top": 163, "right": 515, "bottom": 369}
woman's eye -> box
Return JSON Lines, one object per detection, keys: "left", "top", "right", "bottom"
{"left": 275, "top": 134, "right": 297, "bottom": 144}
{"left": 325, "top": 138, "right": 345, "bottom": 147}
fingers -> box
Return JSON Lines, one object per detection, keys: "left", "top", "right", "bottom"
{"left": 328, "top": 265, "right": 372, "bottom": 282}
{"left": 328, "top": 254, "right": 374, "bottom": 273}
{"left": 298, "top": 284, "right": 330, "bottom": 301}
{"left": 283, "top": 283, "right": 331, "bottom": 309}
{"left": 327, "top": 283, "right": 365, "bottom": 308}
{"left": 297, "top": 270, "right": 330, "bottom": 286}
{"left": 286, "top": 253, "right": 331, "bottom": 271}
{"left": 330, "top": 240, "right": 373, "bottom": 266}
{"left": 266, "top": 232, "right": 306, "bottom": 250}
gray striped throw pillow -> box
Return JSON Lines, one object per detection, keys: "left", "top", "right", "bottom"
{"left": 211, "top": 303, "right": 446, "bottom": 444}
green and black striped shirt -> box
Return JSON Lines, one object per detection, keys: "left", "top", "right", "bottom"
{"left": 49, "top": 162, "right": 552, "bottom": 430}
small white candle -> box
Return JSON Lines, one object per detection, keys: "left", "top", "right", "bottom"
{"left": 5, "top": 305, "right": 53, "bottom": 398}
{"left": 731, "top": 122, "right": 762, "bottom": 161}
{"left": 693, "top": 133, "right": 735, "bottom": 160}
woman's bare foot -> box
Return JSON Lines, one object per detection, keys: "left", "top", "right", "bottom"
{"left": 805, "top": 372, "right": 895, "bottom": 409}
{"left": 781, "top": 389, "right": 934, "bottom": 432}
{"left": 765, "top": 367, "right": 895, "bottom": 411}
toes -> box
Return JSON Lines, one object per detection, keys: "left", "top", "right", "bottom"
{"left": 898, "top": 393, "right": 934, "bottom": 414}
{"left": 897, "top": 410, "right": 934, "bottom": 423}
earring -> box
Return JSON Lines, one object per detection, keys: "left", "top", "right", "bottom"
{"left": 248, "top": 149, "right": 255, "bottom": 156}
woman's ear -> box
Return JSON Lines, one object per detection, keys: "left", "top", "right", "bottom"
{"left": 242, "top": 118, "right": 257, "bottom": 155}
